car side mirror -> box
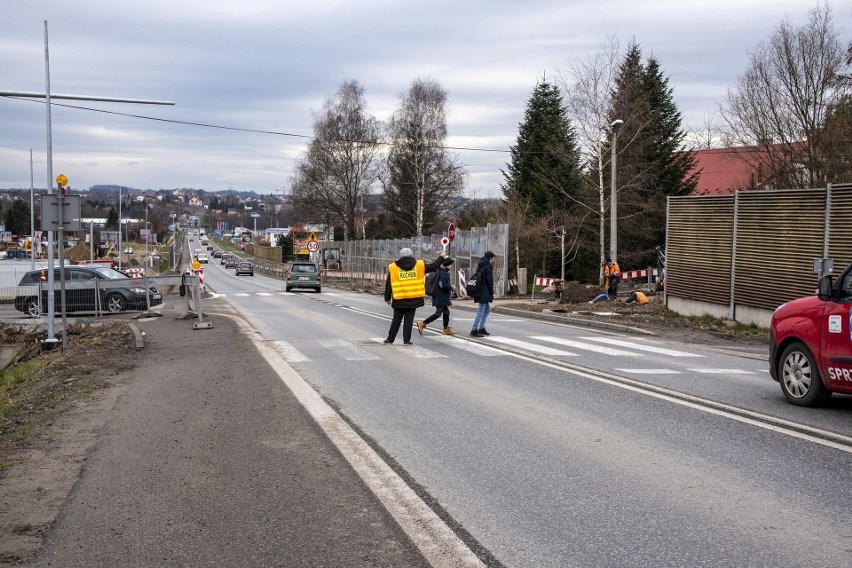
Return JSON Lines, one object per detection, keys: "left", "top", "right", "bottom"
{"left": 817, "top": 275, "right": 834, "bottom": 301}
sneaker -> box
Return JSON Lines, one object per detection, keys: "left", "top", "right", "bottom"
{"left": 469, "top": 330, "right": 480, "bottom": 337}
{"left": 416, "top": 321, "right": 425, "bottom": 335}
{"left": 478, "top": 328, "right": 490, "bottom": 336}
{"left": 383, "top": 339, "right": 393, "bottom": 344}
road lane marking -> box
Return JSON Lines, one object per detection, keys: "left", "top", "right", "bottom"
{"left": 271, "top": 340, "right": 311, "bottom": 362}
{"left": 318, "top": 339, "right": 380, "bottom": 361}
{"left": 688, "top": 368, "right": 756, "bottom": 374}
{"left": 580, "top": 336, "right": 705, "bottom": 357}
{"left": 617, "top": 368, "right": 681, "bottom": 374}
{"left": 487, "top": 336, "right": 578, "bottom": 356}
{"left": 533, "top": 336, "right": 643, "bottom": 357}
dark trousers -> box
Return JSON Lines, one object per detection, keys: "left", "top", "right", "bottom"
{"left": 387, "top": 308, "right": 416, "bottom": 342}
{"left": 423, "top": 306, "right": 450, "bottom": 327}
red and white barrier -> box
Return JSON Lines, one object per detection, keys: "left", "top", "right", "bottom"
{"left": 621, "top": 268, "right": 659, "bottom": 280}
{"left": 458, "top": 269, "right": 467, "bottom": 296}
{"left": 121, "top": 268, "right": 145, "bottom": 279}
{"left": 534, "top": 277, "right": 556, "bottom": 287}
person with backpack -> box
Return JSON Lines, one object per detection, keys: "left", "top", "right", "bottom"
{"left": 417, "top": 257, "right": 456, "bottom": 336}
{"left": 383, "top": 248, "right": 445, "bottom": 345}
{"left": 470, "top": 251, "right": 496, "bottom": 337}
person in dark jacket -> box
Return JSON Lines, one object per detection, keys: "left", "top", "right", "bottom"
{"left": 383, "top": 248, "right": 445, "bottom": 345}
{"left": 470, "top": 251, "right": 495, "bottom": 337}
{"left": 417, "top": 257, "right": 456, "bottom": 336}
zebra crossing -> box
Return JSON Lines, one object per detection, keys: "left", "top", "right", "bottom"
{"left": 269, "top": 333, "right": 757, "bottom": 377}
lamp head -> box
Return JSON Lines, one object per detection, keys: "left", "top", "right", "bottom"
{"left": 611, "top": 119, "right": 624, "bottom": 129}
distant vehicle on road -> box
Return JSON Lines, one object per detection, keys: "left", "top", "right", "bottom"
{"left": 224, "top": 256, "right": 238, "bottom": 269}
{"left": 196, "top": 252, "right": 209, "bottom": 264}
{"left": 14, "top": 266, "right": 162, "bottom": 317}
{"left": 235, "top": 261, "right": 254, "bottom": 276}
{"left": 286, "top": 262, "right": 320, "bottom": 293}
{"left": 770, "top": 260, "right": 852, "bottom": 406}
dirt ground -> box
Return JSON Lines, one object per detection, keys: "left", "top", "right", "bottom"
{"left": 0, "top": 320, "right": 140, "bottom": 565}
{"left": 0, "top": 285, "right": 770, "bottom": 564}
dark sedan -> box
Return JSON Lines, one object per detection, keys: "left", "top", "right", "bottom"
{"left": 14, "top": 266, "right": 162, "bottom": 317}
{"left": 235, "top": 261, "right": 254, "bottom": 276}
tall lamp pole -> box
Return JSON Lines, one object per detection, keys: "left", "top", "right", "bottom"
{"left": 609, "top": 119, "right": 623, "bottom": 261}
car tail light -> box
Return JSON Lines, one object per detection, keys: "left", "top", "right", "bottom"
{"left": 317, "top": 272, "right": 321, "bottom": 283}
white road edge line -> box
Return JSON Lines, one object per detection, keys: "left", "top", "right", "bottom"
{"left": 246, "top": 323, "right": 483, "bottom": 568}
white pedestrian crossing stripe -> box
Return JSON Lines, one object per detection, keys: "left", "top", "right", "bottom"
{"left": 369, "top": 338, "right": 446, "bottom": 358}
{"left": 257, "top": 292, "right": 273, "bottom": 296}
{"left": 580, "top": 336, "right": 704, "bottom": 357}
{"left": 430, "top": 335, "right": 505, "bottom": 356}
{"left": 533, "top": 336, "right": 642, "bottom": 357}
{"left": 486, "top": 336, "right": 579, "bottom": 356}
{"left": 271, "top": 340, "right": 310, "bottom": 362}
{"left": 318, "top": 339, "right": 380, "bottom": 360}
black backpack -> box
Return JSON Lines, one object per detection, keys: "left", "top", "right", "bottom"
{"left": 424, "top": 271, "right": 439, "bottom": 296}
{"left": 465, "top": 268, "right": 480, "bottom": 297}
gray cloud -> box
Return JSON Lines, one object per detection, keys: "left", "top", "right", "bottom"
{"left": 0, "top": 0, "right": 821, "bottom": 196}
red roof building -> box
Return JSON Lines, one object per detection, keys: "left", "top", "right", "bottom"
{"left": 688, "top": 146, "right": 770, "bottom": 196}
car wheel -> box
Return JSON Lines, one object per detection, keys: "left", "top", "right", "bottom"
{"left": 25, "top": 297, "right": 40, "bottom": 317}
{"left": 106, "top": 294, "right": 126, "bottom": 313}
{"left": 316, "top": 287, "right": 321, "bottom": 293}
{"left": 779, "top": 341, "right": 832, "bottom": 406}
{"left": 286, "top": 286, "right": 291, "bottom": 292}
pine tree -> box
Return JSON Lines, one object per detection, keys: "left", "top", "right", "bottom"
{"left": 607, "top": 43, "right": 696, "bottom": 269}
{"left": 502, "top": 80, "right": 583, "bottom": 219}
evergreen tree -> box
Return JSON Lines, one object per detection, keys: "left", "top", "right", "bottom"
{"left": 502, "top": 80, "right": 583, "bottom": 219}
{"left": 608, "top": 43, "right": 696, "bottom": 269}
{"left": 2, "top": 200, "right": 29, "bottom": 234}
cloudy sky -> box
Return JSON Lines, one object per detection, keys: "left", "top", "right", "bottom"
{"left": 0, "top": 0, "right": 835, "bottom": 198}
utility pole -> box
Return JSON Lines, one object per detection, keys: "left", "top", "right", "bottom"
{"left": 609, "top": 119, "right": 623, "bottom": 261}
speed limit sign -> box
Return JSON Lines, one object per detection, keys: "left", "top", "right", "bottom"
{"left": 308, "top": 241, "right": 319, "bottom": 252}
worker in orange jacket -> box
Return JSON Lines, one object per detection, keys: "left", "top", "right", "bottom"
{"left": 604, "top": 258, "right": 621, "bottom": 298}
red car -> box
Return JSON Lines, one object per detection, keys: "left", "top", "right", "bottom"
{"left": 770, "top": 261, "right": 852, "bottom": 406}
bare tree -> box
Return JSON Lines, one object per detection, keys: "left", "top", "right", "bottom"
{"left": 558, "top": 37, "right": 622, "bottom": 282}
{"left": 382, "top": 79, "right": 465, "bottom": 237}
{"left": 719, "top": 2, "right": 846, "bottom": 188}
{"left": 291, "top": 80, "right": 382, "bottom": 239}
{"left": 686, "top": 112, "right": 725, "bottom": 150}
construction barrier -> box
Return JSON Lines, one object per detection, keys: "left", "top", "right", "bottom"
{"left": 531, "top": 276, "right": 559, "bottom": 301}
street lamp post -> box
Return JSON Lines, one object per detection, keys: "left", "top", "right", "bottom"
{"left": 609, "top": 119, "right": 623, "bottom": 261}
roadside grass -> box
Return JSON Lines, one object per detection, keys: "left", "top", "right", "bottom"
{"left": 685, "top": 312, "right": 767, "bottom": 337}
{"left": 0, "top": 359, "right": 47, "bottom": 467}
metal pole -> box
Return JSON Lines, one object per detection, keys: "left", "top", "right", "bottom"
{"left": 609, "top": 119, "right": 623, "bottom": 261}
{"left": 821, "top": 183, "right": 832, "bottom": 278}
{"left": 117, "top": 186, "right": 122, "bottom": 270}
{"left": 43, "top": 21, "right": 58, "bottom": 345}
{"left": 29, "top": 149, "right": 35, "bottom": 271}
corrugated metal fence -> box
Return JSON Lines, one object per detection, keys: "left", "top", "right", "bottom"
{"left": 665, "top": 183, "right": 852, "bottom": 326}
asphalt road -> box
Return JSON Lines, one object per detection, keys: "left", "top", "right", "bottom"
{"left": 196, "top": 265, "right": 852, "bottom": 568}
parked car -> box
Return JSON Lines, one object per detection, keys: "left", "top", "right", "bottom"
{"left": 224, "top": 256, "right": 238, "bottom": 269}
{"left": 770, "top": 260, "right": 852, "bottom": 406}
{"left": 235, "top": 261, "right": 254, "bottom": 276}
{"left": 14, "top": 266, "right": 162, "bottom": 317}
{"left": 286, "top": 262, "right": 320, "bottom": 292}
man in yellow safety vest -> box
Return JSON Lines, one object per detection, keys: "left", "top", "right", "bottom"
{"left": 384, "top": 247, "right": 446, "bottom": 345}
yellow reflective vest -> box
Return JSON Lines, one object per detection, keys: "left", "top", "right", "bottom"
{"left": 389, "top": 260, "right": 426, "bottom": 300}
